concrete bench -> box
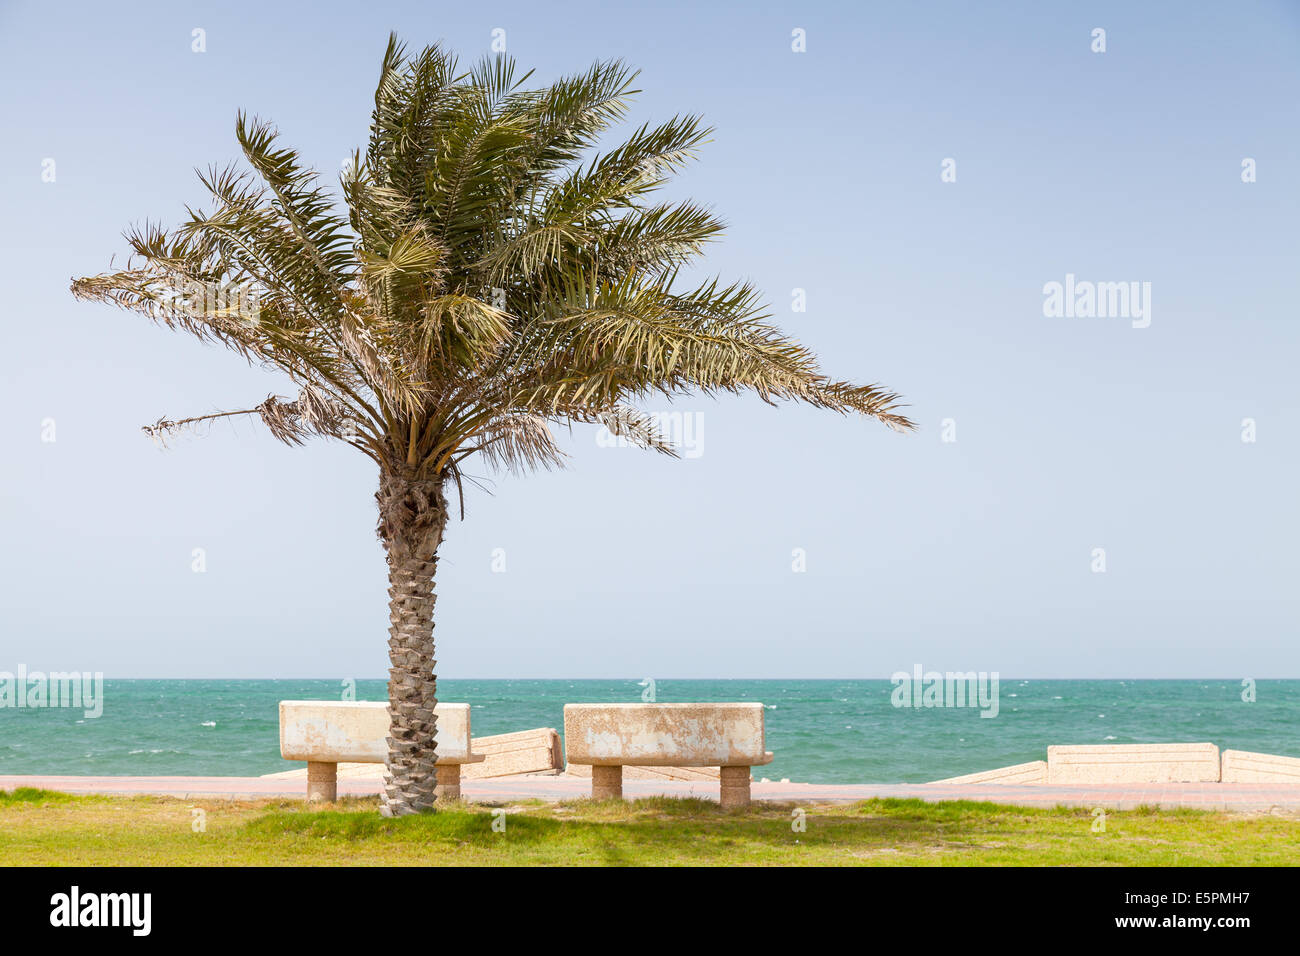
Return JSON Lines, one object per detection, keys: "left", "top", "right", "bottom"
{"left": 563, "top": 703, "right": 774, "bottom": 808}
{"left": 279, "top": 701, "right": 484, "bottom": 802}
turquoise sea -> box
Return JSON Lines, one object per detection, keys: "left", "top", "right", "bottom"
{"left": 1, "top": 679, "right": 1297, "bottom": 784}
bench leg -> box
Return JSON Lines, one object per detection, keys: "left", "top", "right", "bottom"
{"left": 434, "top": 763, "right": 461, "bottom": 802}
{"left": 591, "top": 765, "right": 623, "bottom": 800}
{"left": 307, "top": 761, "right": 337, "bottom": 803}
{"left": 720, "top": 766, "right": 751, "bottom": 809}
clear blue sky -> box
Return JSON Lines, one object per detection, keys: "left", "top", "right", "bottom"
{"left": 1, "top": 0, "right": 1297, "bottom": 678}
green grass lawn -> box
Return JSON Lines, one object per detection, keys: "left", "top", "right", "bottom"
{"left": 1, "top": 788, "right": 1295, "bottom": 866}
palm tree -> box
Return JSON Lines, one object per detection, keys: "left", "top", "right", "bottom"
{"left": 71, "top": 36, "right": 913, "bottom": 816}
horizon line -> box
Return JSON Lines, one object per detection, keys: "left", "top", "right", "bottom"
{"left": 47, "top": 676, "right": 1291, "bottom": 682}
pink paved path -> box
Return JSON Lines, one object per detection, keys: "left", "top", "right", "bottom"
{"left": 4, "top": 774, "right": 1300, "bottom": 811}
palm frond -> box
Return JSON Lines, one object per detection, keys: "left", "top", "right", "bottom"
{"left": 462, "top": 412, "right": 567, "bottom": 475}
{"left": 72, "top": 35, "right": 912, "bottom": 496}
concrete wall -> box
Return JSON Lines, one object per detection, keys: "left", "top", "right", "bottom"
{"left": 1046, "top": 743, "right": 1220, "bottom": 784}
{"left": 462, "top": 728, "right": 563, "bottom": 779}
{"left": 929, "top": 761, "right": 1048, "bottom": 785}
{"left": 1220, "top": 749, "right": 1300, "bottom": 783}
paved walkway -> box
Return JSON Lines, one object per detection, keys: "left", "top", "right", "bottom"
{"left": 4, "top": 774, "right": 1300, "bottom": 811}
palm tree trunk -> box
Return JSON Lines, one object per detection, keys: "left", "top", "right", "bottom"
{"left": 375, "top": 471, "right": 448, "bottom": 816}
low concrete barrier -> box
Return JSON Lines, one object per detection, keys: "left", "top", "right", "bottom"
{"left": 462, "top": 728, "right": 564, "bottom": 779}
{"left": 1221, "top": 749, "right": 1300, "bottom": 783}
{"left": 1046, "top": 743, "right": 1220, "bottom": 784}
{"left": 563, "top": 703, "right": 773, "bottom": 807}
{"left": 929, "top": 761, "right": 1047, "bottom": 785}
{"left": 279, "top": 701, "right": 484, "bottom": 801}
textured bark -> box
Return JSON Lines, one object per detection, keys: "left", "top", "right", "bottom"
{"left": 376, "top": 471, "right": 448, "bottom": 816}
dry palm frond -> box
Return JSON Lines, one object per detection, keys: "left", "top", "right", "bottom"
{"left": 590, "top": 405, "right": 679, "bottom": 456}
{"left": 470, "top": 413, "right": 568, "bottom": 475}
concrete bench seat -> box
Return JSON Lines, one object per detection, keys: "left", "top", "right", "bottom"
{"left": 279, "top": 701, "right": 484, "bottom": 802}
{"left": 563, "top": 703, "right": 774, "bottom": 808}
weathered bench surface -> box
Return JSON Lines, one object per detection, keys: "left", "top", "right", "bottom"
{"left": 279, "top": 701, "right": 483, "bottom": 764}
{"left": 564, "top": 702, "right": 774, "bottom": 767}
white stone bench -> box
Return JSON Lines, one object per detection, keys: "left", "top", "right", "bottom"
{"left": 279, "top": 701, "right": 484, "bottom": 802}
{"left": 563, "top": 703, "right": 774, "bottom": 808}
